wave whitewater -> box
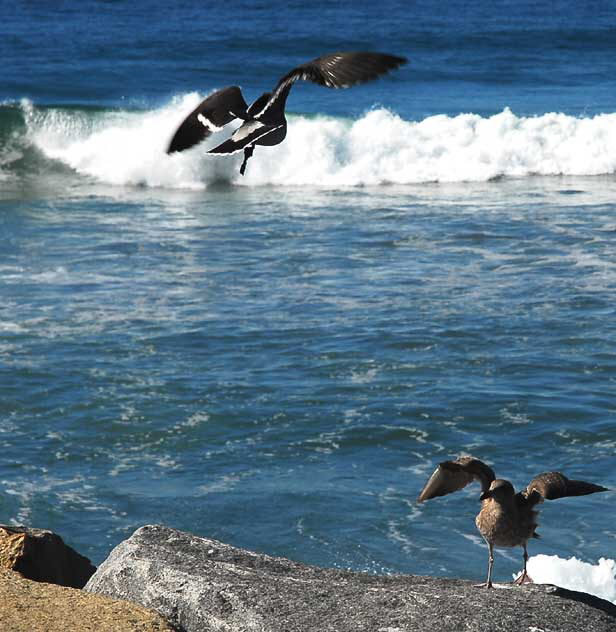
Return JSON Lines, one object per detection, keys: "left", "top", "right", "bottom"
{"left": 3, "top": 96, "right": 616, "bottom": 188}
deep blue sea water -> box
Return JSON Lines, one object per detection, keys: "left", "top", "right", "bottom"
{"left": 1, "top": 1, "right": 615, "bottom": 584}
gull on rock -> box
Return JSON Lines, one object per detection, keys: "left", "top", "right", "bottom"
{"left": 417, "top": 456, "right": 608, "bottom": 588}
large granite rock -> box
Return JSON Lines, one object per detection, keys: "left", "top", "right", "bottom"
{"left": 0, "top": 568, "right": 176, "bottom": 632}
{"left": 0, "top": 525, "right": 96, "bottom": 588}
{"left": 86, "top": 525, "right": 616, "bottom": 632}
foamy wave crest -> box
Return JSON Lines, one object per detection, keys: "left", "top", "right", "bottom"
{"left": 23, "top": 95, "right": 220, "bottom": 189}
{"left": 24, "top": 96, "right": 616, "bottom": 188}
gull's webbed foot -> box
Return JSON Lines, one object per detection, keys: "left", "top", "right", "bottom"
{"left": 513, "top": 570, "right": 533, "bottom": 585}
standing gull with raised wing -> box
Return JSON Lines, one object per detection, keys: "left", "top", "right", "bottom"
{"left": 166, "top": 52, "right": 407, "bottom": 175}
{"left": 417, "top": 456, "right": 608, "bottom": 588}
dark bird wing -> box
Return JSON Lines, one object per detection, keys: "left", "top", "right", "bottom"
{"left": 167, "top": 86, "right": 249, "bottom": 154}
{"left": 275, "top": 51, "right": 407, "bottom": 91}
{"left": 417, "top": 456, "right": 496, "bottom": 503}
{"left": 257, "top": 51, "right": 407, "bottom": 116}
{"left": 208, "top": 120, "right": 283, "bottom": 155}
{"left": 523, "top": 471, "right": 609, "bottom": 507}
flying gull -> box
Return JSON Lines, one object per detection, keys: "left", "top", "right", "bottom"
{"left": 417, "top": 456, "right": 608, "bottom": 588}
{"left": 166, "top": 52, "right": 407, "bottom": 174}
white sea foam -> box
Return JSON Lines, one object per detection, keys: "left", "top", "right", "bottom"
{"left": 519, "top": 555, "right": 616, "bottom": 604}
{"left": 24, "top": 96, "right": 616, "bottom": 188}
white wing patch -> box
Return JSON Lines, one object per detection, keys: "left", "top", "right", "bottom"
{"left": 209, "top": 122, "right": 284, "bottom": 156}
{"left": 197, "top": 113, "right": 223, "bottom": 132}
{"left": 231, "top": 119, "right": 266, "bottom": 141}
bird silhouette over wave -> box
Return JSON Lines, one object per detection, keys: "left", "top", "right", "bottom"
{"left": 167, "top": 52, "right": 407, "bottom": 175}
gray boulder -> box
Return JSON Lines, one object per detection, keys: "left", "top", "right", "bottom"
{"left": 86, "top": 525, "right": 616, "bottom": 632}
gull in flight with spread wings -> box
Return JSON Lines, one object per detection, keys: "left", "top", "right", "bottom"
{"left": 167, "top": 52, "right": 407, "bottom": 174}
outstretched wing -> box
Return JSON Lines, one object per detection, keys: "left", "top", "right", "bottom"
{"left": 258, "top": 51, "right": 406, "bottom": 116}
{"left": 275, "top": 52, "right": 407, "bottom": 91}
{"left": 523, "top": 471, "right": 608, "bottom": 507}
{"left": 417, "top": 456, "right": 496, "bottom": 503}
{"left": 167, "top": 86, "right": 249, "bottom": 154}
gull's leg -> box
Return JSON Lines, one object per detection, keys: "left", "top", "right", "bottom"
{"left": 486, "top": 541, "right": 494, "bottom": 588}
{"left": 513, "top": 542, "right": 533, "bottom": 585}
{"left": 475, "top": 540, "right": 495, "bottom": 589}
{"left": 240, "top": 146, "right": 254, "bottom": 175}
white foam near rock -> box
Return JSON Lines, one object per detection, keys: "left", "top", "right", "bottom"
{"left": 520, "top": 555, "right": 616, "bottom": 604}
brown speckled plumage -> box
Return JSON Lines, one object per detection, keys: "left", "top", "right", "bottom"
{"left": 417, "top": 457, "right": 608, "bottom": 588}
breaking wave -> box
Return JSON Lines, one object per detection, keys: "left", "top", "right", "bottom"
{"left": 3, "top": 95, "right": 616, "bottom": 189}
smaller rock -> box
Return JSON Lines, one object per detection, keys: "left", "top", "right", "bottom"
{"left": 0, "top": 568, "right": 176, "bottom": 632}
{"left": 0, "top": 525, "right": 96, "bottom": 588}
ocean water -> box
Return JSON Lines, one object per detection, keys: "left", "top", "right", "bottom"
{"left": 1, "top": 0, "right": 615, "bottom": 594}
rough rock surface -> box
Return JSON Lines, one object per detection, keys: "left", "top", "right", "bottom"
{"left": 0, "top": 525, "right": 96, "bottom": 588}
{"left": 86, "top": 524, "right": 616, "bottom": 632}
{"left": 0, "top": 568, "right": 176, "bottom": 632}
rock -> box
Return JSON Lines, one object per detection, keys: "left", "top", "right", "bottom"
{"left": 0, "top": 567, "right": 176, "bottom": 632}
{"left": 86, "top": 525, "right": 616, "bottom": 632}
{"left": 0, "top": 525, "right": 96, "bottom": 588}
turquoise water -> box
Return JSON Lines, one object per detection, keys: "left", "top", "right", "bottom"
{"left": 1, "top": 1, "right": 615, "bottom": 582}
